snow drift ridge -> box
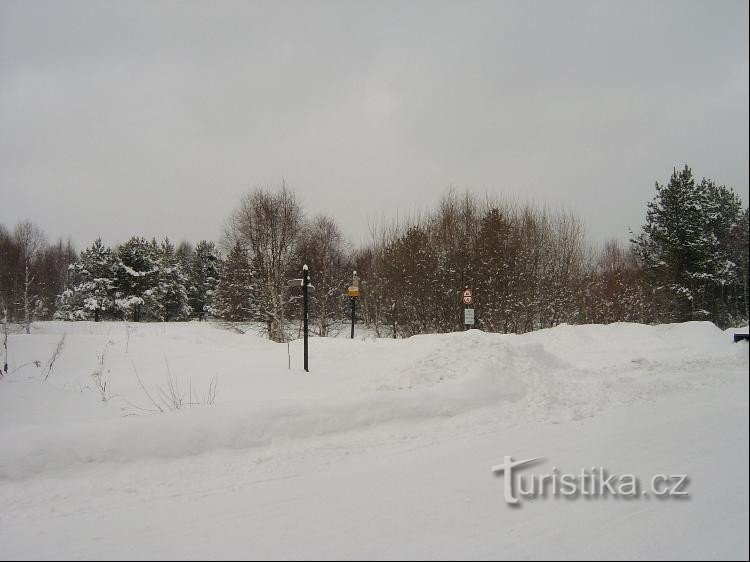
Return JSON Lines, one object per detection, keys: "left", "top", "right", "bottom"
{"left": 0, "top": 321, "right": 745, "bottom": 479}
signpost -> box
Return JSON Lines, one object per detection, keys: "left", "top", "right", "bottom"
{"left": 464, "top": 308, "right": 475, "bottom": 326}
{"left": 288, "top": 266, "right": 314, "bottom": 372}
{"left": 462, "top": 287, "right": 474, "bottom": 329}
{"left": 348, "top": 271, "right": 360, "bottom": 339}
{"left": 302, "top": 265, "right": 310, "bottom": 372}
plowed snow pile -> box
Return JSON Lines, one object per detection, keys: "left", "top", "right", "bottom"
{"left": 0, "top": 321, "right": 747, "bottom": 559}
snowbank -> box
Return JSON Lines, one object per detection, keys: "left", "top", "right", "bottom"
{"left": 0, "top": 320, "right": 748, "bottom": 560}
{"left": 0, "top": 321, "right": 746, "bottom": 480}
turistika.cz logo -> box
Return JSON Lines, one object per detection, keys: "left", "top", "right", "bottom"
{"left": 491, "top": 456, "right": 689, "bottom": 505}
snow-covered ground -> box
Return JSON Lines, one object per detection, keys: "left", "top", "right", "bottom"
{"left": 0, "top": 321, "right": 747, "bottom": 560}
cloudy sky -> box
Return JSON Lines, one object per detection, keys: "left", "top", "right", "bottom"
{"left": 1, "top": 0, "right": 747, "bottom": 249}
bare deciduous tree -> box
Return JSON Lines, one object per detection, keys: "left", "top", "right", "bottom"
{"left": 297, "top": 215, "right": 350, "bottom": 337}
{"left": 225, "top": 183, "right": 303, "bottom": 342}
{"left": 13, "top": 220, "right": 46, "bottom": 334}
{"left": 1, "top": 295, "right": 8, "bottom": 374}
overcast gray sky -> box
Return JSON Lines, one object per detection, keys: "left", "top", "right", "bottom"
{"left": 1, "top": 0, "right": 748, "bottom": 249}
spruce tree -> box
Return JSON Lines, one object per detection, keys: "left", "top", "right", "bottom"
{"left": 214, "top": 242, "right": 255, "bottom": 322}
{"left": 175, "top": 241, "right": 194, "bottom": 270}
{"left": 189, "top": 240, "right": 220, "bottom": 321}
{"left": 157, "top": 238, "right": 192, "bottom": 321}
{"left": 474, "top": 208, "right": 519, "bottom": 332}
{"left": 385, "top": 225, "right": 437, "bottom": 336}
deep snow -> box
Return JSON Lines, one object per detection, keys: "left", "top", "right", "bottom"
{"left": 0, "top": 321, "right": 747, "bottom": 560}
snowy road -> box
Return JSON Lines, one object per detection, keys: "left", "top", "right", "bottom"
{"left": 0, "top": 322, "right": 747, "bottom": 559}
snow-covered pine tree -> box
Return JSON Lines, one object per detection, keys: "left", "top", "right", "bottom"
{"left": 157, "top": 238, "right": 192, "bottom": 321}
{"left": 633, "top": 166, "right": 743, "bottom": 325}
{"left": 113, "top": 237, "right": 160, "bottom": 321}
{"left": 176, "top": 241, "right": 194, "bottom": 270}
{"left": 189, "top": 240, "right": 220, "bottom": 321}
{"left": 698, "top": 179, "right": 745, "bottom": 324}
{"left": 55, "top": 238, "right": 116, "bottom": 321}
{"left": 214, "top": 241, "right": 255, "bottom": 322}
{"left": 725, "top": 207, "right": 749, "bottom": 324}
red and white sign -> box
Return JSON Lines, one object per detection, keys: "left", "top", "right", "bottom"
{"left": 462, "top": 288, "right": 473, "bottom": 305}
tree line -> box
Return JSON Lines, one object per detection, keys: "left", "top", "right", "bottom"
{"left": 1, "top": 166, "right": 747, "bottom": 339}
{"left": 0, "top": 221, "right": 76, "bottom": 333}
{"left": 54, "top": 237, "right": 220, "bottom": 323}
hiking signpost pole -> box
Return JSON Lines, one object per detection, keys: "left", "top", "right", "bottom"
{"left": 348, "top": 271, "right": 360, "bottom": 339}
{"left": 462, "top": 286, "right": 474, "bottom": 330}
{"left": 303, "top": 265, "right": 310, "bottom": 372}
{"left": 288, "top": 267, "right": 314, "bottom": 372}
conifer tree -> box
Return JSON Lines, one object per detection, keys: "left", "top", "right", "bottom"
{"left": 189, "top": 240, "right": 220, "bottom": 320}
{"left": 114, "top": 237, "right": 160, "bottom": 321}
{"left": 383, "top": 225, "right": 438, "bottom": 336}
{"left": 55, "top": 238, "right": 116, "bottom": 321}
{"left": 214, "top": 241, "right": 255, "bottom": 322}
{"left": 725, "top": 207, "right": 749, "bottom": 323}
{"left": 474, "top": 207, "right": 518, "bottom": 332}
{"left": 633, "top": 166, "right": 743, "bottom": 324}
{"left": 157, "top": 238, "right": 192, "bottom": 321}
